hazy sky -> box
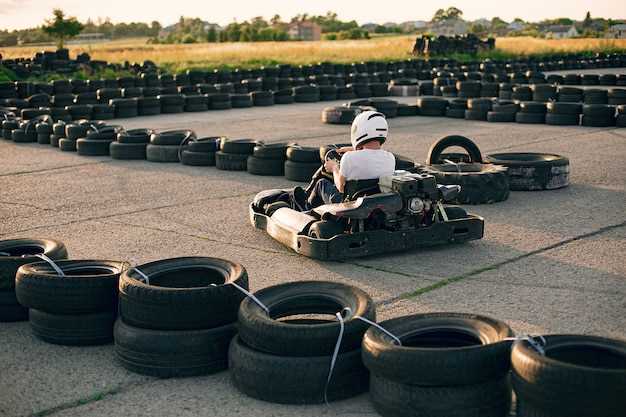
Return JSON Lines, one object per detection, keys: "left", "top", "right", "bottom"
{"left": 0, "top": 0, "right": 624, "bottom": 30}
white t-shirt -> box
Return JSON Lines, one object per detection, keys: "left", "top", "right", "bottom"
{"left": 339, "top": 149, "right": 396, "bottom": 181}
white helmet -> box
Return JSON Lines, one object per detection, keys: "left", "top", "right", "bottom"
{"left": 350, "top": 110, "right": 388, "bottom": 149}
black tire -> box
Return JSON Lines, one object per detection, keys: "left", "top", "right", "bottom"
{"left": 465, "top": 109, "right": 488, "bottom": 121}
{"left": 187, "top": 137, "right": 219, "bottom": 153}
{"left": 146, "top": 144, "right": 180, "bottom": 163}
{"left": 180, "top": 150, "right": 215, "bottom": 166}
{"left": 118, "top": 257, "right": 248, "bottom": 331}
{"left": 547, "top": 102, "right": 582, "bottom": 115}
{"left": 322, "top": 106, "right": 362, "bottom": 124}
{"left": 308, "top": 220, "right": 345, "bottom": 239}
{"left": 117, "top": 128, "right": 152, "bottom": 144}
{"left": 427, "top": 135, "right": 483, "bottom": 164}
{"left": 617, "top": 114, "right": 626, "bottom": 127}
{"left": 485, "top": 153, "right": 569, "bottom": 191}
{"left": 581, "top": 115, "right": 615, "bottom": 127}
{"left": 229, "top": 335, "right": 368, "bottom": 404}
{"left": 215, "top": 151, "right": 248, "bottom": 170}
{"left": 516, "top": 112, "right": 545, "bottom": 124}
{"left": 12, "top": 129, "right": 35, "bottom": 143}
{"left": 445, "top": 108, "right": 466, "bottom": 118}
{"left": 487, "top": 112, "right": 516, "bottom": 123}
{"left": 545, "top": 113, "right": 580, "bottom": 126}
{"left": 29, "top": 309, "right": 115, "bottom": 346}
{"left": 511, "top": 335, "right": 626, "bottom": 417}
{"left": 420, "top": 163, "right": 510, "bottom": 204}
{"left": 252, "top": 143, "right": 287, "bottom": 159}
{"left": 0, "top": 239, "right": 68, "bottom": 290}
{"left": 238, "top": 280, "right": 375, "bottom": 356}
{"left": 110, "top": 142, "right": 147, "bottom": 160}
{"left": 36, "top": 133, "right": 51, "bottom": 144}
{"left": 0, "top": 290, "right": 29, "bottom": 322}
{"left": 370, "top": 374, "right": 512, "bottom": 417}
{"left": 49, "top": 134, "right": 61, "bottom": 147}
{"left": 397, "top": 104, "right": 418, "bottom": 116}
{"left": 286, "top": 145, "right": 321, "bottom": 163}
{"left": 362, "top": 312, "right": 514, "bottom": 386}
{"left": 220, "top": 138, "right": 257, "bottom": 154}
{"left": 58, "top": 138, "right": 76, "bottom": 152}
{"left": 150, "top": 129, "right": 195, "bottom": 146}
{"left": 246, "top": 156, "right": 284, "bottom": 176}
{"left": 15, "top": 260, "right": 128, "bottom": 314}
{"left": 284, "top": 160, "right": 320, "bottom": 182}
{"left": 114, "top": 319, "right": 236, "bottom": 378}
{"left": 444, "top": 206, "right": 469, "bottom": 220}
{"left": 76, "top": 138, "right": 113, "bottom": 156}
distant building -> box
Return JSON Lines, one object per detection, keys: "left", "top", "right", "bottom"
{"left": 545, "top": 25, "right": 578, "bottom": 39}
{"left": 430, "top": 19, "right": 468, "bottom": 36}
{"left": 507, "top": 21, "right": 526, "bottom": 31}
{"left": 607, "top": 24, "right": 626, "bottom": 39}
{"left": 288, "top": 21, "right": 321, "bottom": 41}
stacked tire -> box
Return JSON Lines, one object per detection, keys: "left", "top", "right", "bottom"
{"left": 417, "top": 97, "right": 448, "bottom": 116}
{"left": 322, "top": 106, "right": 364, "bottom": 124}
{"left": 546, "top": 102, "right": 581, "bottom": 126}
{"left": 293, "top": 85, "right": 320, "bottom": 103}
{"left": 180, "top": 136, "right": 218, "bottom": 166}
{"left": 516, "top": 102, "right": 546, "bottom": 124}
{"left": 147, "top": 129, "right": 195, "bottom": 163}
{"left": 512, "top": 335, "right": 626, "bottom": 417}
{"left": 110, "top": 128, "right": 153, "bottom": 160}
{"left": 60, "top": 121, "right": 96, "bottom": 152}
{"left": 230, "top": 281, "right": 374, "bottom": 404}
{"left": 110, "top": 98, "right": 138, "bottom": 118}
{"left": 115, "top": 257, "right": 247, "bottom": 377}
{"left": 581, "top": 104, "right": 616, "bottom": 127}
{"left": 617, "top": 105, "right": 626, "bottom": 127}
{"left": 285, "top": 144, "right": 321, "bottom": 182}
{"left": 247, "top": 143, "right": 287, "bottom": 176}
{"left": 485, "top": 153, "right": 570, "bottom": 191}
{"left": 77, "top": 125, "right": 122, "bottom": 156}
{"left": 487, "top": 101, "right": 518, "bottom": 123}
{"left": 363, "top": 313, "right": 514, "bottom": 417}
{"left": 465, "top": 98, "right": 492, "bottom": 121}
{"left": 15, "top": 259, "right": 127, "bottom": 345}
{"left": 216, "top": 138, "right": 257, "bottom": 171}
{"left": 445, "top": 99, "right": 467, "bottom": 118}
{"left": 0, "top": 239, "right": 68, "bottom": 322}
{"left": 158, "top": 94, "right": 185, "bottom": 114}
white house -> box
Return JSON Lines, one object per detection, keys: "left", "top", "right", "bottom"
{"left": 545, "top": 25, "right": 578, "bottom": 39}
{"left": 607, "top": 24, "right": 626, "bottom": 39}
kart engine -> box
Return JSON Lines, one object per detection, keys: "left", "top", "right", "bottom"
{"left": 378, "top": 171, "right": 440, "bottom": 229}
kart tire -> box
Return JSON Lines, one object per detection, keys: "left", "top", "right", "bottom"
{"left": 284, "top": 160, "right": 320, "bottom": 182}
{"left": 516, "top": 112, "right": 545, "bottom": 124}
{"left": 114, "top": 319, "right": 236, "bottom": 378}
{"left": 0, "top": 290, "right": 29, "bottom": 322}
{"left": 119, "top": 257, "right": 248, "bottom": 331}
{"left": 15, "top": 260, "right": 128, "bottom": 314}
{"left": 146, "top": 144, "right": 180, "bottom": 163}
{"left": 29, "top": 309, "right": 115, "bottom": 346}
{"left": 511, "top": 335, "right": 626, "bottom": 417}
{"left": 308, "top": 220, "right": 344, "bottom": 239}
{"left": 215, "top": 151, "right": 248, "bottom": 171}
{"left": 110, "top": 142, "right": 147, "bottom": 160}
{"left": 229, "top": 335, "right": 368, "bottom": 404}
{"left": 181, "top": 150, "right": 215, "bottom": 166}
{"left": 420, "top": 163, "right": 510, "bottom": 204}
{"left": 487, "top": 112, "right": 516, "bottom": 123}
{"left": 427, "top": 135, "right": 483, "bottom": 164}
{"left": 238, "top": 280, "right": 375, "bottom": 356}
{"left": 362, "top": 312, "right": 514, "bottom": 386}
{"left": 484, "top": 153, "right": 569, "bottom": 191}
{"left": 0, "top": 239, "right": 68, "bottom": 290}
{"left": 545, "top": 113, "right": 580, "bottom": 126}
{"left": 76, "top": 138, "right": 113, "bottom": 156}
{"left": 246, "top": 156, "right": 284, "bottom": 176}
{"left": 370, "top": 374, "right": 512, "bottom": 417}
{"left": 286, "top": 145, "right": 321, "bottom": 163}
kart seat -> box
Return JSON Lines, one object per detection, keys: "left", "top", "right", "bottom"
{"left": 343, "top": 179, "right": 381, "bottom": 202}
{"left": 313, "top": 192, "right": 403, "bottom": 220}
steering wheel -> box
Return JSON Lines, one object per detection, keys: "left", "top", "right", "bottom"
{"left": 304, "top": 147, "right": 344, "bottom": 195}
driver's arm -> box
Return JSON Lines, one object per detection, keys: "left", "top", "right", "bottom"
{"left": 324, "top": 160, "right": 346, "bottom": 193}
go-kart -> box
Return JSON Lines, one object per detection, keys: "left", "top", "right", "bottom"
{"left": 249, "top": 146, "right": 484, "bottom": 260}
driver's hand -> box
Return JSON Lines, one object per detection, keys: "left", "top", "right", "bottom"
{"left": 324, "top": 159, "right": 338, "bottom": 173}
{"left": 337, "top": 146, "right": 353, "bottom": 154}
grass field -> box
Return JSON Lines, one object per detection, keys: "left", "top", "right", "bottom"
{"left": 1, "top": 36, "right": 626, "bottom": 73}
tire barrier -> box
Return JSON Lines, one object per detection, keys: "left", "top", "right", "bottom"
{"left": 284, "top": 144, "right": 321, "bottom": 182}
{"left": 116, "top": 257, "right": 248, "bottom": 377}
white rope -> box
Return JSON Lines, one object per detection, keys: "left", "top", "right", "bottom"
{"left": 212, "top": 282, "right": 270, "bottom": 315}
{"left": 324, "top": 311, "right": 345, "bottom": 405}
{"left": 343, "top": 307, "right": 402, "bottom": 345}
{"left": 0, "top": 251, "right": 10, "bottom": 256}
{"left": 504, "top": 334, "right": 547, "bottom": 356}
{"left": 129, "top": 267, "right": 150, "bottom": 285}
{"left": 29, "top": 254, "right": 65, "bottom": 277}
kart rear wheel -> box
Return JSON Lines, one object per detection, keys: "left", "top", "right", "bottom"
{"left": 308, "top": 220, "right": 344, "bottom": 239}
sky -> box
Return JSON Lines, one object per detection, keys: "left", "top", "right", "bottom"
{"left": 0, "top": 0, "right": 624, "bottom": 30}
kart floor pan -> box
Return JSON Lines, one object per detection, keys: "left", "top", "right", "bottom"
{"left": 249, "top": 204, "right": 484, "bottom": 261}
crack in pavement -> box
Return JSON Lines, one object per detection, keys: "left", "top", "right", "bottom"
{"left": 376, "top": 220, "right": 626, "bottom": 307}
{"left": 0, "top": 160, "right": 111, "bottom": 178}
{"left": 0, "top": 200, "right": 53, "bottom": 212}
{"left": 0, "top": 192, "right": 258, "bottom": 238}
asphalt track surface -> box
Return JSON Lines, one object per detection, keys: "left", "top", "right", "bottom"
{"left": 1, "top": 69, "right": 625, "bottom": 416}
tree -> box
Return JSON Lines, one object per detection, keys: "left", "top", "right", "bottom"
{"left": 42, "top": 9, "right": 83, "bottom": 49}
{"left": 432, "top": 7, "right": 463, "bottom": 22}
{"left": 207, "top": 26, "right": 217, "bottom": 42}
{"left": 583, "top": 11, "right": 592, "bottom": 28}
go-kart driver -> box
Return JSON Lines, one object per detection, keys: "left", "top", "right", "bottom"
{"left": 307, "top": 110, "right": 396, "bottom": 207}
